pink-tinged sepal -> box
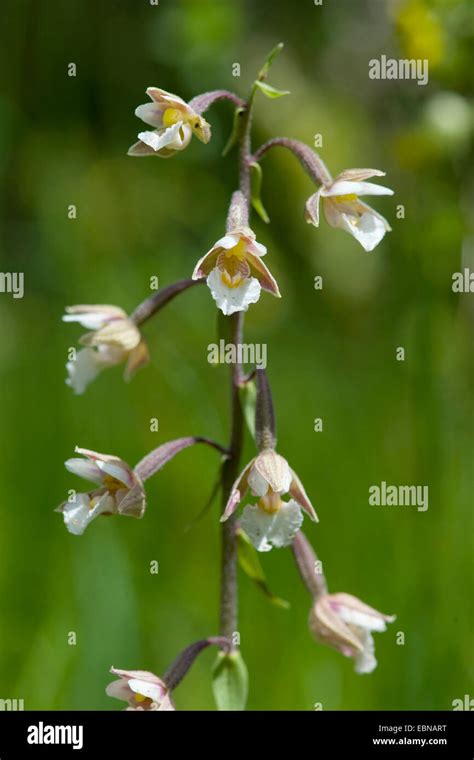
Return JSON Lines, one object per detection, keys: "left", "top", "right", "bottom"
{"left": 221, "top": 460, "right": 255, "bottom": 521}
{"left": 289, "top": 468, "right": 318, "bottom": 522}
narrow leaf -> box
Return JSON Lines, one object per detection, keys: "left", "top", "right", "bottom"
{"left": 237, "top": 529, "right": 290, "bottom": 610}
{"left": 212, "top": 651, "right": 248, "bottom": 711}
{"left": 254, "top": 80, "right": 290, "bottom": 99}
{"left": 250, "top": 162, "right": 270, "bottom": 224}
{"left": 222, "top": 106, "right": 246, "bottom": 157}
{"left": 258, "top": 42, "right": 284, "bottom": 80}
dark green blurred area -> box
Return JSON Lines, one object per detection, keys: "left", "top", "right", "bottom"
{"left": 0, "top": 0, "right": 472, "bottom": 710}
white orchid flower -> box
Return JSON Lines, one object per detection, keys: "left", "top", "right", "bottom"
{"left": 63, "top": 304, "right": 148, "bottom": 394}
{"left": 128, "top": 87, "right": 211, "bottom": 158}
{"left": 106, "top": 668, "right": 174, "bottom": 711}
{"left": 57, "top": 448, "right": 146, "bottom": 535}
{"left": 309, "top": 592, "right": 395, "bottom": 674}
{"left": 305, "top": 168, "right": 394, "bottom": 251}
{"left": 222, "top": 448, "right": 318, "bottom": 552}
{"left": 192, "top": 228, "right": 280, "bottom": 315}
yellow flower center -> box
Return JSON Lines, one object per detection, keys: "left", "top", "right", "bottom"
{"left": 333, "top": 193, "right": 358, "bottom": 203}
{"left": 102, "top": 474, "right": 124, "bottom": 493}
{"left": 217, "top": 239, "right": 250, "bottom": 289}
{"left": 258, "top": 489, "right": 282, "bottom": 514}
{"left": 134, "top": 693, "right": 147, "bottom": 703}
{"left": 162, "top": 108, "right": 183, "bottom": 127}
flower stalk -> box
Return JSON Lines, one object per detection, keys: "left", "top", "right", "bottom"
{"left": 162, "top": 637, "right": 232, "bottom": 691}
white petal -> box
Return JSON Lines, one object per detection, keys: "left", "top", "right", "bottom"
{"left": 62, "top": 313, "right": 111, "bottom": 330}
{"left": 247, "top": 466, "right": 269, "bottom": 497}
{"left": 267, "top": 500, "right": 303, "bottom": 548}
{"left": 137, "top": 122, "right": 191, "bottom": 153}
{"left": 206, "top": 269, "right": 261, "bottom": 315}
{"left": 106, "top": 679, "right": 133, "bottom": 701}
{"left": 128, "top": 679, "right": 166, "bottom": 703}
{"left": 64, "top": 457, "right": 103, "bottom": 484}
{"left": 213, "top": 234, "right": 241, "bottom": 250}
{"left": 96, "top": 460, "right": 134, "bottom": 488}
{"left": 253, "top": 450, "right": 292, "bottom": 494}
{"left": 240, "top": 505, "right": 274, "bottom": 552}
{"left": 338, "top": 605, "right": 388, "bottom": 633}
{"left": 135, "top": 102, "right": 164, "bottom": 128}
{"left": 248, "top": 240, "right": 267, "bottom": 257}
{"left": 66, "top": 348, "right": 104, "bottom": 395}
{"left": 340, "top": 211, "right": 388, "bottom": 252}
{"left": 354, "top": 630, "right": 377, "bottom": 674}
{"left": 60, "top": 492, "right": 112, "bottom": 536}
{"left": 240, "top": 500, "right": 303, "bottom": 552}
{"left": 323, "top": 180, "right": 393, "bottom": 197}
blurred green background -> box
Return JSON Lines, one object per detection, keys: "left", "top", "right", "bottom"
{"left": 0, "top": 0, "right": 472, "bottom": 710}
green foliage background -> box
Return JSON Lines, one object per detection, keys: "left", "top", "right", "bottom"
{"left": 0, "top": 0, "right": 472, "bottom": 710}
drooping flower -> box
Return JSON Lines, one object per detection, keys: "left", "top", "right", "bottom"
{"left": 305, "top": 168, "right": 393, "bottom": 251}
{"left": 56, "top": 448, "right": 146, "bottom": 535}
{"left": 309, "top": 592, "right": 395, "bottom": 674}
{"left": 192, "top": 191, "right": 280, "bottom": 315}
{"left": 128, "top": 87, "right": 211, "bottom": 158}
{"left": 63, "top": 304, "right": 148, "bottom": 394}
{"left": 106, "top": 668, "right": 174, "bottom": 711}
{"left": 222, "top": 448, "right": 318, "bottom": 552}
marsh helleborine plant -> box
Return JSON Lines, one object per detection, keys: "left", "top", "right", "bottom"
{"left": 58, "top": 44, "right": 395, "bottom": 710}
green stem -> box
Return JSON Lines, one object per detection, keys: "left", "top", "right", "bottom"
{"left": 219, "top": 311, "right": 244, "bottom": 640}
{"left": 219, "top": 95, "right": 254, "bottom": 643}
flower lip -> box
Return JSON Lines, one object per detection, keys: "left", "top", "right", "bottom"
{"left": 240, "top": 498, "right": 303, "bottom": 552}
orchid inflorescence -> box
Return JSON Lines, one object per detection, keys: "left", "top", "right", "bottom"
{"left": 57, "top": 44, "right": 395, "bottom": 710}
